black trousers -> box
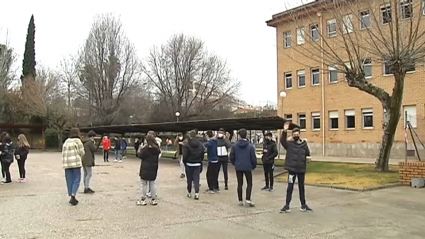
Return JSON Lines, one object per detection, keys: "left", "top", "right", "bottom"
{"left": 206, "top": 162, "right": 220, "bottom": 190}
{"left": 103, "top": 150, "right": 109, "bottom": 162}
{"left": 17, "top": 159, "right": 27, "bottom": 178}
{"left": 185, "top": 165, "right": 201, "bottom": 193}
{"left": 285, "top": 171, "right": 306, "bottom": 206}
{"left": 218, "top": 160, "right": 228, "bottom": 188}
{"left": 1, "top": 161, "right": 11, "bottom": 182}
{"left": 236, "top": 171, "right": 253, "bottom": 201}
{"left": 1, "top": 161, "right": 5, "bottom": 178}
{"left": 263, "top": 163, "right": 274, "bottom": 188}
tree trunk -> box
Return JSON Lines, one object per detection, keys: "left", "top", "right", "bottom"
{"left": 376, "top": 74, "right": 405, "bottom": 171}
{"left": 57, "top": 129, "right": 64, "bottom": 150}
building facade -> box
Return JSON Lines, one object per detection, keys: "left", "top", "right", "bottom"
{"left": 267, "top": 0, "right": 425, "bottom": 158}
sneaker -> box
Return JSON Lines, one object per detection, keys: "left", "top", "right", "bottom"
{"left": 118, "top": 160, "right": 123, "bottom": 163}
{"left": 2, "top": 180, "right": 11, "bottom": 184}
{"left": 205, "top": 189, "right": 215, "bottom": 194}
{"left": 136, "top": 199, "right": 147, "bottom": 206}
{"left": 88, "top": 188, "right": 95, "bottom": 193}
{"left": 187, "top": 193, "right": 192, "bottom": 198}
{"left": 225, "top": 185, "right": 228, "bottom": 190}
{"left": 238, "top": 201, "right": 244, "bottom": 206}
{"left": 261, "top": 186, "right": 269, "bottom": 191}
{"left": 280, "top": 205, "right": 290, "bottom": 213}
{"left": 300, "top": 205, "right": 313, "bottom": 212}
{"left": 213, "top": 189, "right": 220, "bottom": 193}
{"left": 21, "top": 178, "right": 27, "bottom": 183}
{"left": 269, "top": 187, "right": 274, "bottom": 192}
{"left": 150, "top": 199, "right": 158, "bottom": 206}
{"left": 180, "top": 174, "right": 185, "bottom": 178}
{"left": 194, "top": 193, "right": 199, "bottom": 200}
{"left": 16, "top": 178, "right": 22, "bottom": 183}
{"left": 84, "top": 188, "right": 94, "bottom": 194}
{"left": 69, "top": 196, "right": 78, "bottom": 206}
{"left": 245, "top": 200, "right": 255, "bottom": 207}
{"left": 114, "top": 159, "right": 118, "bottom": 163}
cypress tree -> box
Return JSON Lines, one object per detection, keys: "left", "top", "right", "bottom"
{"left": 21, "top": 15, "right": 36, "bottom": 82}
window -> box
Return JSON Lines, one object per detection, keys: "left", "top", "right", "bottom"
{"left": 284, "top": 114, "right": 293, "bottom": 123}
{"left": 363, "top": 58, "right": 372, "bottom": 78}
{"left": 298, "top": 113, "right": 306, "bottom": 130}
{"left": 285, "top": 72, "right": 292, "bottom": 89}
{"left": 342, "top": 15, "right": 353, "bottom": 34}
{"left": 423, "top": 0, "right": 425, "bottom": 15}
{"left": 344, "top": 62, "right": 352, "bottom": 81}
{"left": 297, "top": 28, "right": 305, "bottom": 45}
{"left": 406, "top": 61, "right": 416, "bottom": 73}
{"left": 312, "top": 113, "right": 321, "bottom": 130}
{"left": 329, "top": 111, "right": 339, "bottom": 129}
{"left": 311, "top": 68, "right": 320, "bottom": 85}
{"left": 345, "top": 110, "right": 356, "bottom": 129}
{"left": 383, "top": 61, "right": 394, "bottom": 75}
{"left": 298, "top": 70, "right": 306, "bottom": 87}
{"left": 327, "top": 19, "right": 337, "bottom": 37}
{"left": 310, "top": 24, "right": 319, "bottom": 41}
{"left": 404, "top": 105, "right": 417, "bottom": 128}
{"left": 329, "top": 66, "right": 338, "bottom": 83}
{"left": 401, "top": 0, "right": 413, "bottom": 19}
{"left": 381, "top": 5, "right": 392, "bottom": 24}
{"left": 284, "top": 31, "right": 292, "bottom": 48}
{"left": 360, "top": 10, "right": 371, "bottom": 29}
{"left": 362, "top": 109, "right": 374, "bottom": 128}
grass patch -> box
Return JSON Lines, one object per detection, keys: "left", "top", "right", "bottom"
{"left": 277, "top": 162, "right": 399, "bottom": 189}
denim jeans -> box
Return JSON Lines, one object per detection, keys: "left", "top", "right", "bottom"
{"left": 83, "top": 166, "right": 93, "bottom": 189}
{"left": 65, "top": 168, "right": 81, "bottom": 196}
{"left": 115, "top": 150, "right": 122, "bottom": 160}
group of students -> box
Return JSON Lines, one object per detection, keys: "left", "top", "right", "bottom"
{"left": 60, "top": 121, "right": 313, "bottom": 213}
{"left": 0, "top": 132, "right": 30, "bottom": 184}
{"left": 100, "top": 136, "right": 128, "bottom": 163}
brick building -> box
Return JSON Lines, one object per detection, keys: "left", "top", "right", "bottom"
{"left": 267, "top": 0, "right": 425, "bottom": 158}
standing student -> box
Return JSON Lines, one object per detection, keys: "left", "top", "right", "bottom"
{"left": 82, "top": 130, "right": 97, "bottom": 194}
{"left": 183, "top": 130, "right": 203, "bottom": 200}
{"left": 144, "top": 131, "right": 162, "bottom": 198}
{"left": 279, "top": 122, "right": 313, "bottom": 213}
{"left": 0, "top": 131, "right": 9, "bottom": 180}
{"left": 62, "top": 128, "right": 85, "bottom": 206}
{"left": 216, "top": 128, "right": 231, "bottom": 190}
{"left": 102, "top": 136, "right": 111, "bottom": 162}
{"left": 0, "top": 135, "right": 16, "bottom": 184}
{"left": 121, "top": 137, "right": 128, "bottom": 159}
{"left": 230, "top": 129, "right": 257, "bottom": 207}
{"left": 261, "top": 132, "right": 278, "bottom": 192}
{"left": 15, "top": 134, "right": 30, "bottom": 183}
{"left": 204, "top": 130, "right": 219, "bottom": 193}
{"left": 114, "top": 136, "right": 122, "bottom": 163}
{"left": 136, "top": 135, "right": 160, "bottom": 206}
{"left": 175, "top": 133, "right": 185, "bottom": 178}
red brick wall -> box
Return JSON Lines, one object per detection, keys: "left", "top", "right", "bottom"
{"left": 399, "top": 161, "right": 425, "bottom": 185}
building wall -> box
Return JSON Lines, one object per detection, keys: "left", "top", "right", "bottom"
{"left": 273, "top": 1, "right": 425, "bottom": 158}
{"left": 399, "top": 161, "right": 425, "bottom": 186}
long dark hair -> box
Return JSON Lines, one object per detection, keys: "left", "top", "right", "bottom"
{"left": 146, "top": 135, "right": 159, "bottom": 150}
{"left": 0, "top": 131, "right": 9, "bottom": 143}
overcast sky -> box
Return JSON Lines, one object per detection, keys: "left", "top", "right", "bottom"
{"left": 0, "top": 0, "right": 309, "bottom": 106}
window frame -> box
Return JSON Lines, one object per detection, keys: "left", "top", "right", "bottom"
{"left": 362, "top": 108, "right": 374, "bottom": 129}
{"left": 327, "top": 19, "right": 337, "bottom": 37}
{"left": 342, "top": 14, "right": 354, "bottom": 34}
{"left": 311, "top": 68, "right": 320, "bottom": 86}
{"left": 360, "top": 10, "right": 371, "bottom": 29}
{"left": 312, "top": 112, "right": 321, "bottom": 131}
{"left": 284, "top": 114, "right": 293, "bottom": 123}
{"left": 345, "top": 109, "right": 356, "bottom": 129}
{"left": 400, "top": 0, "right": 413, "bottom": 20}
{"left": 423, "top": 0, "right": 425, "bottom": 15}
{"left": 383, "top": 61, "right": 394, "bottom": 76}
{"left": 363, "top": 58, "right": 372, "bottom": 78}
{"left": 298, "top": 113, "right": 306, "bottom": 131}
{"left": 329, "top": 66, "right": 338, "bottom": 83}
{"left": 404, "top": 105, "right": 417, "bottom": 128}
{"left": 297, "top": 70, "right": 306, "bottom": 88}
{"left": 329, "top": 111, "right": 339, "bottom": 130}
{"left": 283, "top": 31, "right": 292, "bottom": 48}
{"left": 296, "top": 27, "right": 305, "bottom": 45}
{"left": 310, "top": 24, "right": 319, "bottom": 42}
{"left": 284, "top": 72, "right": 293, "bottom": 89}
{"left": 381, "top": 4, "right": 392, "bottom": 24}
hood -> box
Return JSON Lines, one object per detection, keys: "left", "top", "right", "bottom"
{"left": 235, "top": 139, "right": 250, "bottom": 149}
{"left": 188, "top": 138, "right": 201, "bottom": 148}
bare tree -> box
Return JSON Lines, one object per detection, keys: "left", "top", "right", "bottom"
{"left": 20, "top": 67, "right": 72, "bottom": 147}
{"left": 274, "top": 0, "right": 425, "bottom": 171}
{"left": 59, "top": 55, "right": 78, "bottom": 108}
{"left": 76, "top": 13, "right": 140, "bottom": 125}
{"left": 142, "top": 33, "right": 241, "bottom": 121}
{"left": 0, "top": 40, "right": 20, "bottom": 123}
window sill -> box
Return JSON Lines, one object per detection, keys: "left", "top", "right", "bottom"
{"left": 406, "top": 71, "right": 416, "bottom": 74}
{"left": 328, "top": 34, "right": 337, "bottom": 38}
{"left": 312, "top": 129, "right": 320, "bottom": 131}
{"left": 285, "top": 87, "right": 292, "bottom": 90}
{"left": 284, "top": 46, "right": 292, "bottom": 49}
{"left": 360, "top": 26, "right": 371, "bottom": 30}
{"left": 297, "top": 43, "right": 305, "bottom": 46}
{"left": 383, "top": 74, "right": 393, "bottom": 77}
{"left": 300, "top": 129, "right": 307, "bottom": 132}
{"left": 298, "top": 85, "right": 306, "bottom": 88}
{"left": 345, "top": 128, "right": 356, "bottom": 131}
{"left": 329, "top": 128, "right": 339, "bottom": 131}
{"left": 329, "top": 81, "right": 338, "bottom": 84}
{"left": 365, "top": 76, "right": 372, "bottom": 79}
{"left": 362, "top": 127, "right": 374, "bottom": 130}
{"left": 312, "top": 83, "right": 320, "bottom": 86}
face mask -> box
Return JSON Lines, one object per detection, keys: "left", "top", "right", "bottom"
{"left": 179, "top": 137, "right": 183, "bottom": 140}
{"left": 218, "top": 133, "right": 224, "bottom": 138}
{"left": 293, "top": 136, "right": 300, "bottom": 141}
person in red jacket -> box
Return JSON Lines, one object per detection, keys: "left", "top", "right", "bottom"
{"left": 102, "top": 136, "right": 111, "bottom": 162}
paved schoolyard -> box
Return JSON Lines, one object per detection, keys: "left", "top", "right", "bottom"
{"left": 0, "top": 152, "right": 424, "bottom": 239}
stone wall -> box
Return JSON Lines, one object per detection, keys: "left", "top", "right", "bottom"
{"left": 307, "top": 142, "right": 425, "bottom": 159}
{"left": 399, "top": 161, "right": 425, "bottom": 185}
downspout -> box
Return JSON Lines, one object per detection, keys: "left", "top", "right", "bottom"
{"left": 318, "top": 12, "right": 325, "bottom": 156}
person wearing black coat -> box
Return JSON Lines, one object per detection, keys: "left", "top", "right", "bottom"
{"left": 182, "top": 130, "right": 204, "bottom": 200}
{"left": 0, "top": 135, "right": 16, "bottom": 184}
{"left": 15, "top": 134, "right": 30, "bottom": 182}
{"left": 279, "top": 121, "right": 313, "bottom": 213}
{"left": 261, "top": 132, "right": 278, "bottom": 191}
{"left": 136, "top": 135, "right": 160, "bottom": 206}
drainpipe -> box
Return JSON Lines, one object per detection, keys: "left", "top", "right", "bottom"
{"left": 318, "top": 11, "right": 325, "bottom": 157}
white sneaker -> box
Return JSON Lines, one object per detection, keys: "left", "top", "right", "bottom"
{"left": 114, "top": 159, "right": 118, "bottom": 163}
{"left": 118, "top": 160, "right": 123, "bottom": 163}
{"left": 238, "top": 201, "right": 244, "bottom": 206}
{"left": 147, "top": 192, "right": 152, "bottom": 198}
{"left": 136, "top": 199, "right": 147, "bottom": 206}
{"left": 187, "top": 193, "right": 192, "bottom": 198}
{"left": 245, "top": 200, "right": 255, "bottom": 207}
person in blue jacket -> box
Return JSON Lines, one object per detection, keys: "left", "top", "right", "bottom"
{"left": 203, "top": 130, "right": 219, "bottom": 193}
{"left": 230, "top": 129, "right": 257, "bottom": 207}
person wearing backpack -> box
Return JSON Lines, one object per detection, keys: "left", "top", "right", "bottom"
{"left": 0, "top": 135, "right": 16, "bottom": 184}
